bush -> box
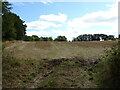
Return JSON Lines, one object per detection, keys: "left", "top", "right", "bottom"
{"left": 96, "top": 42, "right": 120, "bottom": 88}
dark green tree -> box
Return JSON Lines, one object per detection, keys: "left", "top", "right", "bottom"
{"left": 2, "top": 1, "right": 12, "bottom": 14}
{"left": 15, "top": 16, "right": 27, "bottom": 40}
{"left": 102, "top": 34, "right": 108, "bottom": 40}
{"left": 2, "top": 13, "right": 17, "bottom": 40}
{"left": 24, "top": 35, "right": 33, "bottom": 41}
{"left": 73, "top": 34, "right": 114, "bottom": 41}
{"left": 40, "top": 37, "right": 48, "bottom": 41}
{"left": 2, "top": 1, "right": 27, "bottom": 41}
{"left": 48, "top": 37, "right": 53, "bottom": 41}
{"left": 107, "top": 35, "right": 115, "bottom": 40}
{"left": 54, "top": 36, "right": 67, "bottom": 41}
{"left": 93, "top": 34, "right": 100, "bottom": 41}
{"left": 31, "top": 35, "right": 40, "bottom": 41}
{"left": 2, "top": 13, "right": 27, "bottom": 41}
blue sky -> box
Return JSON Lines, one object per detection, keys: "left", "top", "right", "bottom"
{"left": 11, "top": 2, "right": 111, "bottom": 22}
{"left": 10, "top": 1, "right": 118, "bottom": 40}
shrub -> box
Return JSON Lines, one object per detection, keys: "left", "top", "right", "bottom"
{"left": 96, "top": 42, "right": 120, "bottom": 88}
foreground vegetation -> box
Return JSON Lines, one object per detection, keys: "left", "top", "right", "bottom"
{"left": 95, "top": 41, "right": 120, "bottom": 88}
{"left": 2, "top": 41, "right": 118, "bottom": 88}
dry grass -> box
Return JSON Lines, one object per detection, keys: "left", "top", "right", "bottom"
{"left": 3, "top": 41, "right": 116, "bottom": 60}
{"left": 70, "top": 41, "right": 116, "bottom": 47}
{"left": 2, "top": 40, "right": 117, "bottom": 88}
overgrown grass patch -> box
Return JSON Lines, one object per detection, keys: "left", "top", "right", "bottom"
{"left": 36, "top": 58, "right": 97, "bottom": 88}
{"left": 2, "top": 52, "right": 44, "bottom": 88}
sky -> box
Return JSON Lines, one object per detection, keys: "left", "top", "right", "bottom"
{"left": 9, "top": 0, "right": 118, "bottom": 40}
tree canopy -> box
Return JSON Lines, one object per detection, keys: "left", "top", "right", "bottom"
{"left": 2, "top": 1, "right": 27, "bottom": 41}
{"left": 2, "top": 13, "right": 26, "bottom": 41}
{"left": 54, "top": 36, "right": 67, "bottom": 41}
{"left": 2, "top": 1, "right": 12, "bottom": 14}
{"left": 72, "top": 34, "right": 115, "bottom": 41}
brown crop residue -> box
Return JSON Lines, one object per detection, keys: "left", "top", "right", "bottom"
{"left": 69, "top": 41, "right": 117, "bottom": 48}
{"left": 35, "top": 41, "right": 52, "bottom": 49}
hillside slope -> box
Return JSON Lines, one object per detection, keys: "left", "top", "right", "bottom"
{"left": 2, "top": 41, "right": 117, "bottom": 88}
{"left": 3, "top": 41, "right": 116, "bottom": 60}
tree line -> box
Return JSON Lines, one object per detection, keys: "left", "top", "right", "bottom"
{"left": 24, "top": 35, "right": 67, "bottom": 41}
{"left": 72, "top": 34, "right": 115, "bottom": 41}
{"left": 24, "top": 34, "right": 116, "bottom": 42}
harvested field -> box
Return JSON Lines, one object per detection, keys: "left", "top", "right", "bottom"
{"left": 2, "top": 41, "right": 117, "bottom": 88}
{"left": 3, "top": 41, "right": 116, "bottom": 60}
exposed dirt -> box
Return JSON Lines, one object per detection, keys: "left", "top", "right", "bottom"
{"left": 30, "top": 57, "right": 101, "bottom": 88}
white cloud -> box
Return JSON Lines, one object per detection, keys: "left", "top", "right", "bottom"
{"left": 40, "top": 13, "right": 68, "bottom": 23}
{"left": 53, "top": 28, "right": 84, "bottom": 40}
{"left": 25, "top": 13, "right": 67, "bottom": 30}
{"left": 52, "top": 2, "right": 118, "bottom": 40}
{"left": 66, "top": 2, "right": 118, "bottom": 39}
{"left": 40, "top": 0, "right": 53, "bottom": 4}
{"left": 26, "top": 21, "right": 62, "bottom": 30}
{"left": 67, "top": 7, "right": 117, "bottom": 28}
{"left": 26, "top": 30, "right": 49, "bottom": 36}
{"left": 26, "top": 2, "right": 118, "bottom": 41}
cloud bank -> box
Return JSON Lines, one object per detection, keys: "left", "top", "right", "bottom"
{"left": 26, "top": 2, "right": 118, "bottom": 40}
{"left": 40, "top": 13, "right": 67, "bottom": 23}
